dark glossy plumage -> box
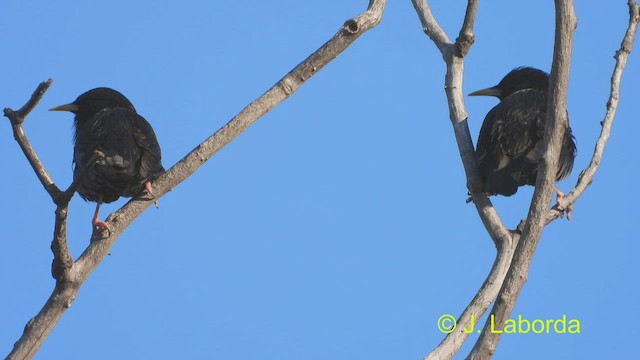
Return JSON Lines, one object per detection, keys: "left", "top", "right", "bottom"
{"left": 50, "top": 87, "right": 164, "bottom": 228}
{"left": 470, "top": 67, "right": 576, "bottom": 197}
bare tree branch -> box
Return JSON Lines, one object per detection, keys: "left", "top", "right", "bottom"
{"left": 468, "top": 1, "right": 577, "bottom": 358}
{"left": 51, "top": 150, "right": 105, "bottom": 282}
{"left": 3, "top": 79, "right": 60, "bottom": 198}
{"left": 4, "top": 79, "right": 52, "bottom": 124}
{"left": 411, "top": 0, "right": 451, "bottom": 52}
{"left": 410, "top": 1, "right": 521, "bottom": 359}
{"left": 425, "top": 236, "right": 517, "bottom": 360}
{"left": 455, "top": 0, "right": 478, "bottom": 57}
{"left": 5, "top": 2, "right": 386, "bottom": 359}
{"left": 544, "top": 0, "right": 640, "bottom": 224}
{"left": 470, "top": 1, "right": 638, "bottom": 356}
{"left": 413, "top": 0, "right": 638, "bottom": 359}
{"left": 411, "top": 0, "right": 508, "bottom": 245}
{"left": 51, "top": 206, "right": 73, "bottom": 282}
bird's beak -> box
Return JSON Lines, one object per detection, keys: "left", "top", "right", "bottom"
{"left": 468, "top": 86, "right": 502, "bottom": 97}
{"left": 49, "top": 103, "right": 78, "bottom": 112}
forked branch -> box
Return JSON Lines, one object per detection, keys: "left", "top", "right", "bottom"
{"left": 410, "top": 1, "right": 518, "bottom": 359}
{"left": 411, "top": 0, "right": 638, "bottom": 359}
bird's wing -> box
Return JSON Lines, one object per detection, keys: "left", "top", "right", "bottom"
{"left": 131, "top": 113, "right": 164, "bottom": 179}
{"left": 484, "top": 89, "right": 546, "bottom": 163}
{"left": 73, "top": 109, "right": 112, "bottom": 173}
{"left": 475, "top": 89, "right": 547, "bottom": 195}
{"left": 73, "top": 109, "right": 142, "bottom": 202}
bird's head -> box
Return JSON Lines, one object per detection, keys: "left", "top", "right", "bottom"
{"left": 469, "top": 67, "right": 549, "bottom": 100}
{"left": 50, "top": 87, "right": 136, "bottom": 120}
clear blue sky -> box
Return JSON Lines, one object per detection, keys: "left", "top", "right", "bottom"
{"left": 1, "top": 1, "right": 638, "bottom": 359}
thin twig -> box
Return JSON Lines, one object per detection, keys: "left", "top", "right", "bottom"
{"left": 3, "top": 79, "right": 61, "bottom": 199}
{"left": 4, "top": 79, "right": 53, "bottom": 124}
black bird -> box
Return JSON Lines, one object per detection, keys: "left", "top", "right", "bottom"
{"left": 50, "top": 87, "right": 164, "bottom": 230}
{"left": 469, "top": 67, "right": 576, "bottom": 214}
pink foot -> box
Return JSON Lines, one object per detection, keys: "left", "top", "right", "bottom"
{"left": 92, "top": 218, "right": 110, "bottom": 230}
{"left": 144, "top": 180, "right": 159, "bottom": 208}
{"left": 553, "top": 186, "right": 573, "bottom": 220}
{"left": 92, "top": 201, "right": 110, "bottom": 231}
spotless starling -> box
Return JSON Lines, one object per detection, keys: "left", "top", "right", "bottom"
{"left": 469, "top": 67, "right": 576, "bottom": 214}
{"left": 50, "top": 88, "right": 164, "bottom": 230}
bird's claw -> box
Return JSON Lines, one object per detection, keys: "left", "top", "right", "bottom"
{"left": 143, "top": 180, "right": 160, "bottom": 208}
{"left": 92, "top": 219, "right": 111, "bottom": 237}
{"left": 553, "top": 187, "right": 573, "bottom": 220}
{"left": 557, "top": 202, "right": 573, "bottom": 220}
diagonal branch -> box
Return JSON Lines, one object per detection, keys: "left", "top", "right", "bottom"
{"left": 73, "top": 0, "right": 387, "bottom": 273}
{"left": 6, "top": 2, "right": 387, "bottom": 359}
{"left": 424, "top": 233, "right": 518, "bottom": 360}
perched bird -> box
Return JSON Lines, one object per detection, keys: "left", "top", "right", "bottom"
{"left": 50, "top": 87, "right": 164, "bottom": 230}
{"left": 469, "top": 67, "right": 576, "bottom": 212}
